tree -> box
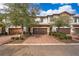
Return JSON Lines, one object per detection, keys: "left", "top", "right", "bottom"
{"left": 5, "top": 3, "right": 40, "bottom": 35}
{"left": 0, "top": 13, "right": 6, "bottom": 34}
{"left": 54, "top": 15, "right": 70, "bottom": 32}
{"left": 54, "top": 18, "right": 65, "bottom": 32}
{"left": 59, "top": 14, "right": 71, "bottom": 27}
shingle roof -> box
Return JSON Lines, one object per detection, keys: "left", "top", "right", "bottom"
{"left": 73, "top": 14, "right": 79, "bottom": 17}
{"left": 32, "top": 11, "right": 75, "bottom": 18}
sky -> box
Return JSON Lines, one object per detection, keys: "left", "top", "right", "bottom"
{"left": 37, "top": 3, "right": 79, "bottom": 16}
{"left": 0, "top": 3, "right": 79, "bottom": 16}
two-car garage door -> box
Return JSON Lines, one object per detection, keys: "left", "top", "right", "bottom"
{"left": 33, "top": 28, "right": 47, "bottom": 34}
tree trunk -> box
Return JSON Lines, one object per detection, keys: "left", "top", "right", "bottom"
{"left": 21, "top": 24, "right": 24, "bottom": 35}
{"left": 50, "top": 26, "right": 52, "bottom": 35}
{"left": 20, "top": 24, "right": 24, "bottom": 39}
{"left": 27, "top": 27, "right": 31, "bottom": 35}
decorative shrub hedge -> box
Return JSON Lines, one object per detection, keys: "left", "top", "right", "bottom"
{"left": 51, "top": 32, "right": 72, "bottom": 40}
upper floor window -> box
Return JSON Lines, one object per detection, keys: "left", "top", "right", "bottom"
{"left": 50, "top": 17, "right": 53, "bottom": 22}
{"left": 77, "top": 18, "right": 79, "bottom": 22}
{"left": 74, "top": 18, "right": 77, "bottom": 23}
{"left": 74, "top": 18, "right": 79, "bottom": 23}
{"left": 40, "top": 18, "right": 43, "bottom": 22}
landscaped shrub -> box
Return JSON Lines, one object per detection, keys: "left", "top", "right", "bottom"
{"left": 11, "top": 36, "right": 24, "bottom": 40}
{"left": 20, "top": 36, "right": 25, "bottom": 40}
{"left": 51, "top": 32, "right": 58, "bottom": 36}
{"left": 59, "top": 34, "right": 67, "bottom": 39}
{"left": 49, "top": 32, "right": 51, "bottom": 35}
{"left": 50, "top": 32, "right": 54, "bottom": 35}
{"left": 11, "top": 37, "right": 15, "bottom": 40}
{"left": 66, "top": 36, "right": 72, "bottom": 40}
{"left": 51, "top": 32, "right": 72, "bottom": 40}
{"left": 11, "top": 37, "right": 20, "bottom": 40}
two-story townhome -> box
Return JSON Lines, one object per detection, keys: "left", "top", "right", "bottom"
{"left": 30, "top": 16, "right": 51, "bottom": 35}
{"left": 71, "top": 14, "right": 79, "bottom": 35}
{"left": 1, "top": 11, "right": 79, "bottom": 35}
{"left": 30, "top": 11, "right": 75, "bottom": 35}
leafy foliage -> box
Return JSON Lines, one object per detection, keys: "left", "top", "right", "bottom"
{"left": 5, "top": 3, "right": 39, "bottom": 26}
{"left": 53, "top": 15, "right": 71, "bottom": 32}
{"left": 4, "top": 3, "right": 40, "bottom": 35}
{"left": 0, "top": 13, "right": 6, "bottom": 27}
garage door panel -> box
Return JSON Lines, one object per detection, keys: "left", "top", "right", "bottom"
{"left": 33, "top": 28, "right": 47, "bottom": 34}
{"left": 9, "top": 28, "right": 22, "bottom": 35}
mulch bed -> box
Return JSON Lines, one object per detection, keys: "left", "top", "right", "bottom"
{"left": 9, "top": 39, "right": 25, "bottom": 44}
{"left": 7, "top": 37, "right": 25, "bottom": 44}
{"left": 7, "top": 35, "right": 30, "bottom": 44}
{"left": 51, "top": 34, "right": 79, "bottom": 43}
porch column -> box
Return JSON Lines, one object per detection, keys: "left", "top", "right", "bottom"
{"left": 70, "top": 24, "right": 74, "bottom": 35}
{"left": 30, "top": 27, "right": 33, "bottom": 34}
{"left": 47, "top": 27, "right": 50, "bottom": 35}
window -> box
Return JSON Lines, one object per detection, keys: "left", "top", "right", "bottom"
{"left": 40, "top": 18, "right": 43, "bottom": 22}
{"left": 77, "top": 18, "right": 79, "bottom": 23}
{"left": 74, "top": 18, "right": 77, "bottom": 23}
{"left": 50, "top": 17, "right": 53, "bottom": 22}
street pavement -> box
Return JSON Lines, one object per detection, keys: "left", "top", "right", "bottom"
{"left": 0, "top": 45, "right": 79, "bottom": 56}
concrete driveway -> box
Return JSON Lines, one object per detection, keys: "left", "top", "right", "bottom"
{"left": 0, "top": 35, "right": 12, "bottom": 45}
{"left": 0, "top": 34, "right": 62, "bottom": 45}
{"left": 0, "top": 35, "right": 20, "bottom": 45}
{"left": 0, "top": 45, "right": 79, "bottom": 56}
{"left": 23, "top": 35, "right": 61, "bottom": 44}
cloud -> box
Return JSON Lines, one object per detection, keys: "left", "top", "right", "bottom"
{"left": 58, "top": 5, "right": 75, "bottom": 14}
{"left": 38, "top": 10, "right": 47, "bottom": 16}
{"left": 46, "top": 9, "right": 53, "bottom": 15}
{"left": 0, "top": 4, "right": 8, "bottom": 9}
{"left": 52, "top": 9, "right": 60, "bottom": 14}
{"left": 39, "top": 5, "right": 75, "bottom": 16}
{"left": 0, "top": 3, "right": 8, "bottom": 13}
{"left": 0, "top": 4, "right": 5, "bottom": 9}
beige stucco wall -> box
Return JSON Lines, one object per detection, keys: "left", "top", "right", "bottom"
{"left": 35, "top": 17, "right": 50, "bottom": 24}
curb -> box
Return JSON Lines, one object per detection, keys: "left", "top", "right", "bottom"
{"left": 5, "top": 43, "right": 79, "bottom": 45}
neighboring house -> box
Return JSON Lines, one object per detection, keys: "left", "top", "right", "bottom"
{"left": 1, "top": 11, "right": 79, "bottom": 35}
{"left": 71, "top": 14, "right": 79, "bottom": 34}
